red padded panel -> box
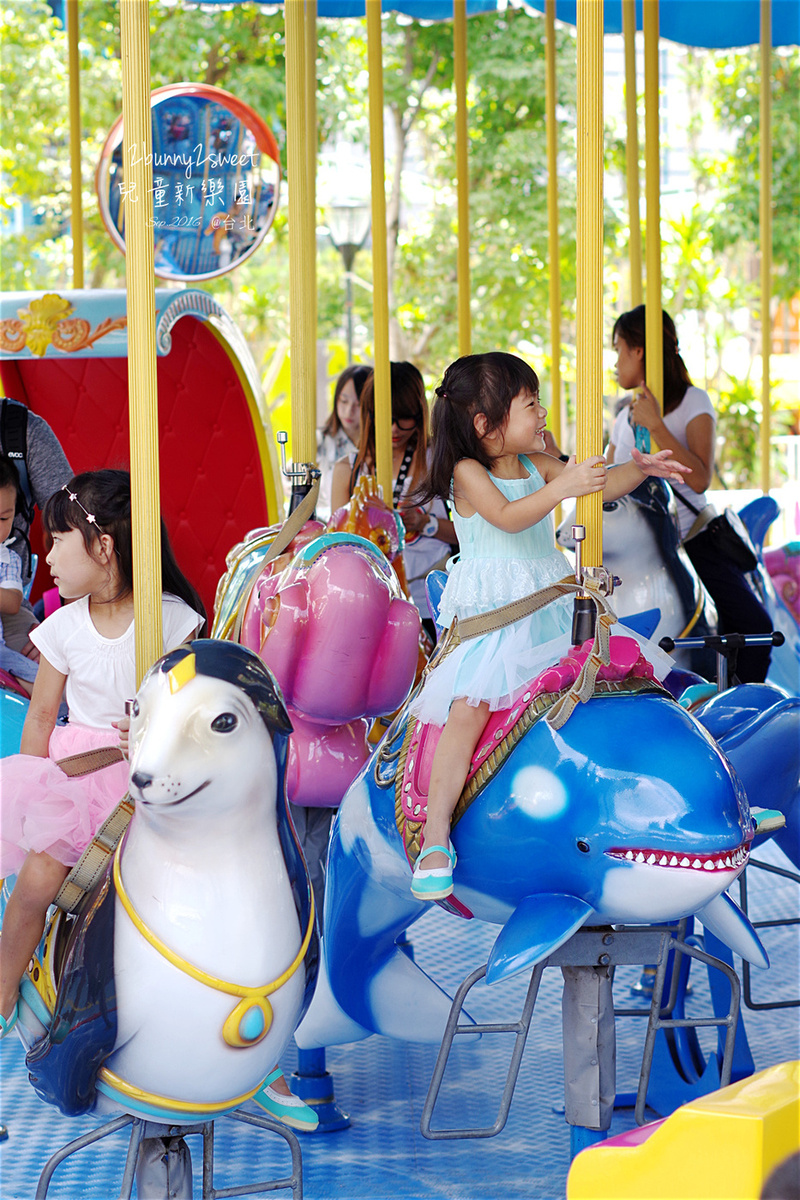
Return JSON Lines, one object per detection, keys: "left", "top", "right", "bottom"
{"left": 1, "top": 318, "right": 269, "bottom": 619}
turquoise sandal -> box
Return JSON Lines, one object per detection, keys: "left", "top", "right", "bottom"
{"left": 0, "top": 1003, "right": 19, "bottom": 1041}
{"left": 411, "top": 844, "right": 457, "bottom": 901}
{"left": 253, "top": 1068, "right": 319, "bottom": 1132}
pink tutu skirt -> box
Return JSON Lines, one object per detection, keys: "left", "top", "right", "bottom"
{"left": 0, "top": 724, "right": 129, "bottom": 876}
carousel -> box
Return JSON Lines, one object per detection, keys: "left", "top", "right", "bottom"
{"left": 0, "top": 1, "right": 798, "bottom": 1198}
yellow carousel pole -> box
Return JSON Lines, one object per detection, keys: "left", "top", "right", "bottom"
{"left": 622, "top": 0, "right": 642, "bottom": 306}
{"left": 285, "top": 0, "right": 316, "bottom": 476}
{"left": 545, "top": 0, "right": 562, "bottom": 453}
{"left": 454, "top": 0, "right": 471, "bottom": 357}
{"left": 366, "top": 0, "right": 392, "bottom": 503}
{"left": 575, "top": 0, "right": 604, "bottom": 568}
{"left": 119, "top": 0, "right": 162, "bottom": 682}
{"left": 760, "top": 0, "right": 772, "bottom": 497}
{"left": 305, "top": 0, "right": 318, "bottom": 441}
{"left": 66, "top": 0, "right": 84, "bottom": 289}
{"left": 643, "top": 0, "right": 663, "bottom": 416}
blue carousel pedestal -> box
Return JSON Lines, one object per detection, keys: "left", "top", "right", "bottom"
{"left": 292, "top": 1048, "right": 351, "bottom": 1132}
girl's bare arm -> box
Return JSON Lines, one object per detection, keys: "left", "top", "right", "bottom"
{"left": 454, "top": 455, "right": 606, "bottom": 534}
{"left": 603, "top": 448, "right": 691, "bottom": 501}
{"left": 330, "top": 458, "right": 353, "bottom": 513}
{"left": 19, "top": 656, "right": 66, "bottom": 758}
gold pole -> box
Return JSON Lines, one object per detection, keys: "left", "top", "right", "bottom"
{"left": 305, "top": 0, "right": 318, "bottom": 447}
{"left": 575, "top": 0, "right": 604, "bottom": 567}
{"left": 67, "top": 0, "right": 84, "bottom": 289}
{"left": 285, "top": 0, "right": 316, "bottom": 468}
{"left": 623, "top": 0, "right": 642, "bottom": 306}
{"left": 366, "top": 0, "right": 392, "bottom": 504}
{"left": 643, "top": 0, "right": 663, "bottom": 416}
{"left": 545, "top": 0, "right": 562, "bottom": 451}
{"left": 760, "top": 0, "right": 772, "bottom": 497}
{"left": 454, "top": 0, "right": 471, "bottom": 357}
{"left": 119, "top": 0, "right": 162, "bottom": 683}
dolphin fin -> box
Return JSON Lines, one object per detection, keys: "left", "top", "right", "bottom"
{"left": 486, "top": 894, "right": 592, "bottom": 985}
{"left": 696, "top": 891, "right": 769, "bottom": 970}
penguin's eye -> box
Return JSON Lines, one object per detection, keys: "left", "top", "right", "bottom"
{"left": 211, "top": 712, "right": 238, "bottom": 733}
{"left": 602, "top": 502, "right": 618, "bottom": 513}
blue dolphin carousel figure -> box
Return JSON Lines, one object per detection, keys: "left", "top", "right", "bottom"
{"left": 297, "top": 603, "right": 771, "bottom": 1049}
{"left": 13, "top": 640, "right": 318, "bottom": 1126}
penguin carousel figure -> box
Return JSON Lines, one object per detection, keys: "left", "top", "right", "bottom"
{"left": 9, "top": 640, "right": 318, "bottom": 1196}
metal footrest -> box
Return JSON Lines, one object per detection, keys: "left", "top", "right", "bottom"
{"left": 740, "top": 858, "right": 800, "bottom": 1011}
{"left": 35, "top": 1109, "right": 303, "bottom": 1200}
{"left": 420, "top": 922, "right": 742, "bottom": 1140}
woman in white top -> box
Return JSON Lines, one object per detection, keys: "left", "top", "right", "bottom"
{"left": 608, "top": 305, "right": 772, "bottom": 683}
{"left": 315, "top": 364, "right": 371, "bottom": 521}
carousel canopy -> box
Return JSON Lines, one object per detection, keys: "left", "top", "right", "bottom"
{"left": 194, "top": 0, "right": 800, "bottom": 48}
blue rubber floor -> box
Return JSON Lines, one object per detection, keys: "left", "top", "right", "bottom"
{"left": 1, "top": 840, "right": 797, "bottom": 1200}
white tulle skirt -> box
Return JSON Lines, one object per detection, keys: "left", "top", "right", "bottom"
{"left": 0, "top": 724, "right": 128, "bottom": 876}
{"left": 411, "top": 617, "right": 674, "bottom": 729}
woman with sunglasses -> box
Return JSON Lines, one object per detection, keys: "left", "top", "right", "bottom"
{"left": 331, "top": 361, "right": 456, "bottom": 638}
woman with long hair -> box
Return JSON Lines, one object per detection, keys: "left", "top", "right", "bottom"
{"left": 608, "top": 305, "right": 773, "bottom": 683}
{"left": 330, "top": 361, "right": 456, "bottom": 637}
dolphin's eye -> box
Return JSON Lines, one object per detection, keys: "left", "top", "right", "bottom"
{"left": 576, "top": 839, "right": 590, "bottom": 853}
{"left": 131, "top": 699, "right": 140, "bottom": 718}
{"left": 211, "top": 712, "right": 238, "bottom": 733}
{"left": 602, "top": 502, "right": 618, "bottom": 513}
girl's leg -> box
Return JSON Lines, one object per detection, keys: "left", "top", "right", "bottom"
{"left": 417, "top": 698, "right": 489, "bottom": 872}
{"left": 0, "top": 851, "right": 69, "bottom": 1021}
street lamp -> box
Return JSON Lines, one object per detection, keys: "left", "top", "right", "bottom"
{"left": 327, "top": 200, "right": 371, "bottom": 362}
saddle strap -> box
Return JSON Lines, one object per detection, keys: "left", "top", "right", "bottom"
{"left": 53, "top": 797, "right": 135, "bottom": 913}
{"left": 229, "top": 474, "right": 320, "bottom": 644}
{"left": 56, "top": 746, "right": 124, "bottom": 777}
{"left": 434, "top": 574, "right": 620, "bottom": 733}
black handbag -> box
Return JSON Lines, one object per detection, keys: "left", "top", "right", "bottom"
{"left": 677, "top": 491, "right": 758, "bottom": 573}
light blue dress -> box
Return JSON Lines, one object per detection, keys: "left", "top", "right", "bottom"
{"left": 412, "top": 455, "right": 574, "bottom": 726}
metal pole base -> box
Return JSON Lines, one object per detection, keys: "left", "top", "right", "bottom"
{"left": 35, "top": 1109, "right": 303, "bottom": 1200}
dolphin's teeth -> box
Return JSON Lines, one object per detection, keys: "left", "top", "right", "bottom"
{"left": 692, "top": 858, "right": 702, "bottom": 869}
{"left": 625, "top": 850, "right": 634, "bottom": 860}
{"left": 703, "top": 860, "right": 715, "bottom": 870}
{"left": 680, "top": 857, "right": 690, "bottom": 866}
{"left": 647, "top": 853, "right": 656, "bottom": 864}
{"left": 636, "top": 852, "right": 645, "bottom": 863}
{"left": 659, "top": 855, "right": 668, "bottom": 865}
{"left": 670, "top": 856, "right": 678, "bottom": 866}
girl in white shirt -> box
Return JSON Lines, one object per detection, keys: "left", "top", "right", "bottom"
{"left": 0, "top": 469, "right": 205, "bottom": 1036}
{"left": 607, "top": 305, "right": 772, "bottom": 683}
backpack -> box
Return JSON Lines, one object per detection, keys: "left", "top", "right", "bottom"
{"left": 1, "top": 398, "right": 35, "bottom": 526}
